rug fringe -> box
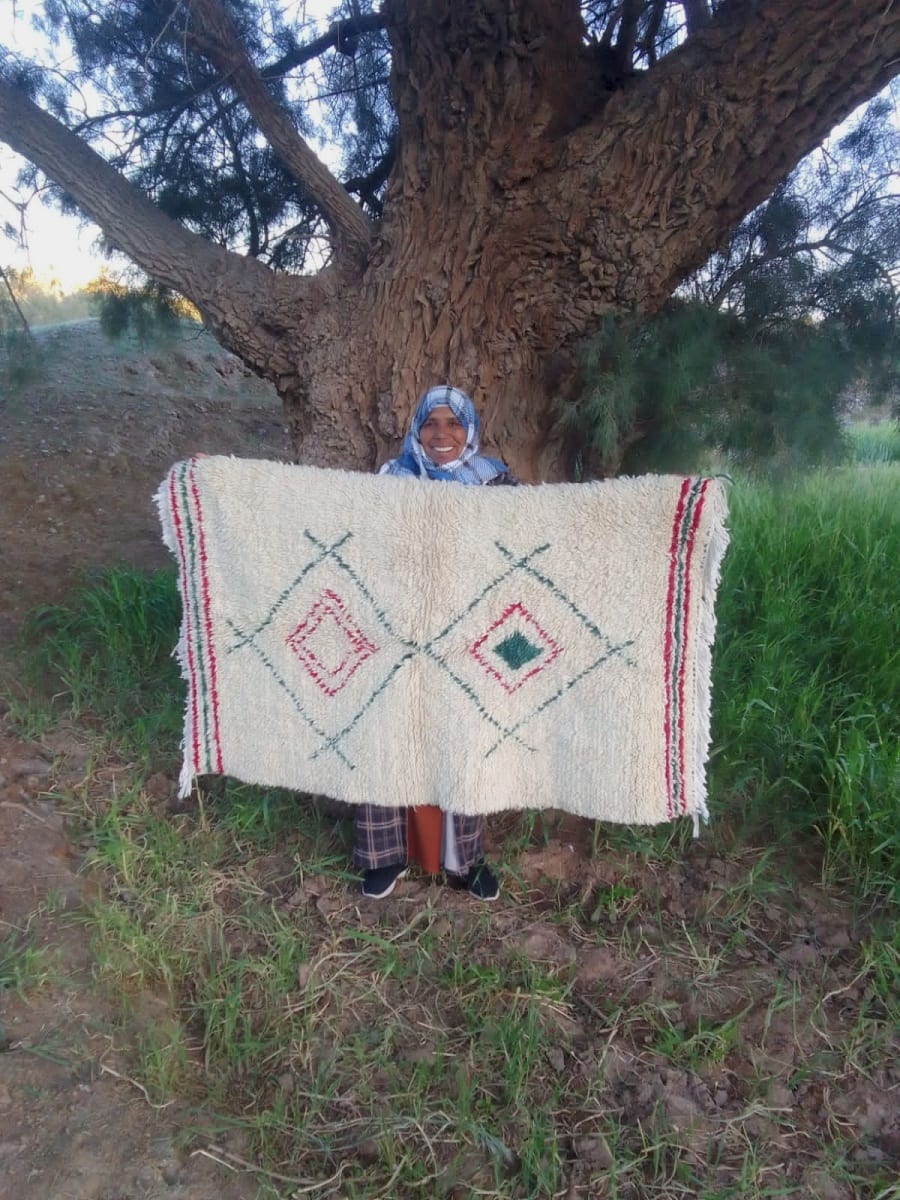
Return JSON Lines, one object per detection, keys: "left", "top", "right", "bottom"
{"left": 154, "top": 470, "right": 198, "bottom": 800}
{"left": 691, "top": 478, "right": 731, "bottom": 830}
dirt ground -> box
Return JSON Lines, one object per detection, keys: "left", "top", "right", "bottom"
{"left": 1, "top": 322, "right": 287, "bottom": 1199}
{"left": 0, "top": 323, "right": 897, "bottom": 1199}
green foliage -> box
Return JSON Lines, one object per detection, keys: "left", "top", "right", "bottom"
{"left": 711, "top": 466, "right": 900, "bottom": 897}
{"left": 691, "top": 95, "right": 900, "bottom": 393}
{"left": 556, "top": 95, "right": 900, "bottom": 477}
{"left": 19, "top": 0, "right": 389, "bottom": 268}
{"left": 14, "top": 567, "right": 182, "bottom": 757}
{"left": 88, "top": 278, "right": 184, "bottom": 343}
{"left": 560, "top": 302, "right": 865, "bottom": 477}
{"left": 0, "top": 326, "right": 38, "bottom": 389}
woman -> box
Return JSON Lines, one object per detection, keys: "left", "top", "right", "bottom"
{"left": 355, "top": 385, "right": 517, "bottom": 902}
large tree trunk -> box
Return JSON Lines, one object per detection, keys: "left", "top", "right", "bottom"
{"left": 289, "top": 0, "right": 900, "bottom": 480}
{"left": 2, "top": 0, "right": 899, "bottom": 480}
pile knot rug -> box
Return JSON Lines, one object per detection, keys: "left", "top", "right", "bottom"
{"left": 157, "top": 457, "right": 729, "bottom": 828}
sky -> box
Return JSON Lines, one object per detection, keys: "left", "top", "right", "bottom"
{"left": 2, "top": 3, "right": 107, "bottom": 289}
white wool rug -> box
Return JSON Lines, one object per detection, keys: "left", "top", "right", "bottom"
{"left": 157, "top": 458, "right": 728, "bottom": 828}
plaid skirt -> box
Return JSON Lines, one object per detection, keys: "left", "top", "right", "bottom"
{"left": 353, "top": 804, "right": 483, "bottom": 874}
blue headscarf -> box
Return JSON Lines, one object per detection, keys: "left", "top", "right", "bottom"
{"left": 379, "top": 385, "right": 508, "bottom": 484}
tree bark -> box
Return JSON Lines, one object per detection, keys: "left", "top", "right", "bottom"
{"left": 2, "top": 0, "right": 898, "bottom": 480}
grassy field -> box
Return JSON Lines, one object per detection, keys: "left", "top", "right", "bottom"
{"left": 5, "top": 451, "right": 898, "bottom": 1198}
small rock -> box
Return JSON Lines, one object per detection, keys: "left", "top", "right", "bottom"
{"left": 403, "top": 1040, "right": 438, "bottom": 1064}
{"left": 768, "top": 1083, "right": 794, "bottom": 1108}
{"left": 575, "top": 946, "right": 620, "bottom": 984}
{"left": 781, "top": 938, "right": 820, "bottom": 966}
{"left": 573, "top": 1135, "right": 613, "bottom": 1169}
{"left": 744, "top": 1114, "right": 779, "bottom": 1139}
{"left": 160, "top": 1158, "right": 182, "bottom": 1186}
{"left": 820, "top": 924, "right": 852, "bottom": 950}
{"left": 853, "top": 1143, "right": 885, "bottom": 1162}
{"left": 277, "top": 1072, "right": 295, "bottom": 1094}
{"left": 545, "top": 1046, "right": 566, "bottom": 1073}
{"left": 355, "top": 1138, "right": 380, "bottom": 1166}
{"left": 801, "top": 1168, "right": 851, "bottom": 1200}
{"left": 143, "top": 771, "right": 173, "bottom": 803}
{"left": 518, "top": 925, "right": 577, "bottom": 967}
{"left": 11, "top": 758, "right": 51, "bottom": 779}
{"left": 664, "top": 1091, "right": 705, "bottom": 1130}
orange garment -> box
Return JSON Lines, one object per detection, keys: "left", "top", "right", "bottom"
{"left": 406, "top": 804, "right": 442, "bottom": 874}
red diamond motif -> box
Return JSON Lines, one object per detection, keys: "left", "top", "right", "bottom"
{"left": 286, "top": 589, "right": 378, "bottom": 697}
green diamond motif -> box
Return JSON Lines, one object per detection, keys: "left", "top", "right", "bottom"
{"left": 493, "top": 630, "right": 544, "bottom": 671}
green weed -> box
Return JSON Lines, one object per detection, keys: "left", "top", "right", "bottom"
{"left": 0, "top": 929, "right": 46, "bottom": 994}
{"left": 10, "top": 566, "right": 181, "bottom": 758}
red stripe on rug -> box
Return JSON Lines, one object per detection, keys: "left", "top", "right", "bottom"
{"left": 663, "top": 478, "right": 691, "bottom": 819}
{"left": 168, "top": 465, "right": 202, "bottom": 776}
{"left": 187, "top": 458, "right": 223, "bottom": 775}
{"left": 675, "top": 478, "right": 709, "bottom": 814}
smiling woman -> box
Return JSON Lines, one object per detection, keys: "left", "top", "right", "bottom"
{"left": 419, "top": 407, "right": 466, "bottom": 466}
{"left": 356, "top": 383, "right": 519, "bottom": 901}
{"left": 378, "top": 385, "right": 512, "bottom": 485}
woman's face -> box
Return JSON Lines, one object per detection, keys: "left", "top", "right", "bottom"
{"left": 418, "top": 405, "right": 467, "bottom": 466}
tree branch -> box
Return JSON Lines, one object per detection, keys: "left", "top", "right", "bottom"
{"left": 0, "top": 75, "right": 313, "bottom": 369}
{"left": 558, "top": 0, "right": 900, "bottom": 313}
{"left": 265, "top": 12, "right": 387, "bottom": 78}
{"left": 681, "top": 0, "right": 710, "bottom": 37}
{"left": 343, "top": 135, "right": 397, "bottom": 215}
{"left": 639, "top": 0, "right": 668, "bottom": 65}
{"left": 615, "top": 0, "right": 643, "bottom": 67}
{"left": 187, "top": 0, "right": 372, "bottom": 269}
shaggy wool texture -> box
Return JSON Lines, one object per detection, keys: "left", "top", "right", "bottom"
{"left": 157, "top": 457, "right": 728, "bottom": 827}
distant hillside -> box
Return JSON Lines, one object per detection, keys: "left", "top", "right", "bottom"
{"left": 1, "top": 318, "right": 287, "bottom": 632}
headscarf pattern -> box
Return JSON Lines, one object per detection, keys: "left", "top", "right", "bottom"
{"left": 379, "top": 385, "right": 508, "bottom": 484}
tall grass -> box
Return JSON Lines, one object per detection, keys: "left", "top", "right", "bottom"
{"left": 11, "top": 566, "right": 182, "bottom": 757}
{"left": 845, "top": 420, "right": 900, "bottom": 465}
{"left": 711, "top": 464, "right": 899, "bottom": 897}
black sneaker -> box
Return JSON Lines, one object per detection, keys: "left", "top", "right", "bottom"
{"left": 464, "top": 860, "right": 499, "bottom": 902}
{"left": 361, "top": 864, "right": 408, "bottom": 899}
